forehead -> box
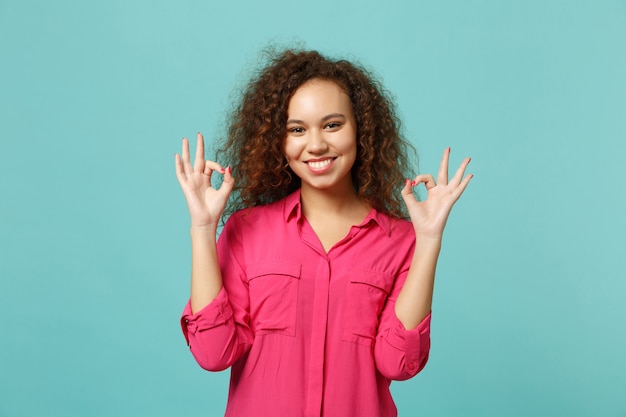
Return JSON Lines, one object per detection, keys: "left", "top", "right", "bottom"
{"left": 287, "top": 79, "right": 352, "bottom": 116}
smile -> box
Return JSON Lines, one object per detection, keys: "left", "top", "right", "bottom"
{"left": 307, "top": 159, "right": 333, "bottom": 169}
{"left": 307, "top": 158, "right": 334, "bottom": 169}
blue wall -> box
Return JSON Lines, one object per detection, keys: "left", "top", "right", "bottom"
{"left": 1, "top": 1, "right": 625, "bottom": 416}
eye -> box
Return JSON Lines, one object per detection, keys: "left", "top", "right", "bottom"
{"left": 288, "top": 126, "right": 305, "bottom": 134}
{"left": 325, "top": 122, "right": 342, "bottom": 130}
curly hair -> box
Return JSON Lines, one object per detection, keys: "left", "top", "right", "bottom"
{"left": 216, "top": 47, "right": 416, "bottom": 219}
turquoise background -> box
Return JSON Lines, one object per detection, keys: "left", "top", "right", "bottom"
{"left": 1, "top": 0, "right": 625, "bottom": 416}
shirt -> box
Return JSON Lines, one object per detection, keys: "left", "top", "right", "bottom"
{"left": 181, "top": 190, "right": 431, "bottom": 417}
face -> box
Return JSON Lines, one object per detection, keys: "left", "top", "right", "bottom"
{"left": 284, "top": 79, "right": 358, "bottom": 194}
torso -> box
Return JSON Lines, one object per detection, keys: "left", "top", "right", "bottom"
{"left": 307, "top": 216, "right": 362, "bottom": 252}
{"left": 302, "top": 196, "right": 371, "bottom": 252}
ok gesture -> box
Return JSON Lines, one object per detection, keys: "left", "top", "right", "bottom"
{"left": 401, "top": 148, "right": 472, "bottom": 239}
{"left": 174, "top": 133, "right": 234, "bottom": 228}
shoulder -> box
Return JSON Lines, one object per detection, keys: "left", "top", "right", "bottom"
{"left": 374, "top": 210, "right": 415, "bottom": 238}
{"left": 223, "top": 196, "right": 289, "bottom": 229}
{"left": 388, "top": 215, "right": 414, "bottom": 234}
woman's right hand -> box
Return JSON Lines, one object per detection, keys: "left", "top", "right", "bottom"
{"left": 175, "top": 132, "right": 234, "bottom": 228}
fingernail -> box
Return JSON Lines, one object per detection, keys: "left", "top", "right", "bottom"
{"left": 411, "top": 180, "right": 417, "bottom": 186}
{"left": 405, "top": 178, "right": 411, "bottom": 186}
{"left": 226, "top": 166, "right": 231, "bottom": 174}
{"left": 219, "top": 167, "right": 226, "bottom": 173}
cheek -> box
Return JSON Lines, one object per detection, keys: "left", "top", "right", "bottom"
{"left": 283, "top": 139, "right": 291, "bottom": 161}
{"left": 283, "top": 138, "right": 303, "bottom": 162}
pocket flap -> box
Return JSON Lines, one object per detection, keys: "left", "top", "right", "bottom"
{"left": 246, "top": 260, "right": 301, "bottom": 282}
{"left": 349, "top": 269, "right": 393, "bottom": 294}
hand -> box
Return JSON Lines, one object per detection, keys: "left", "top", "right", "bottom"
{"left": 401, "top": 148, "right": 472, "bottom": 239}
{"left": 174, "top": 133, "right": 234, "bottom": 228}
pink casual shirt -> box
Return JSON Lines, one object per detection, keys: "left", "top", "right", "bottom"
{"left": 181, "top": 190, "right": 431, "bottom": 417}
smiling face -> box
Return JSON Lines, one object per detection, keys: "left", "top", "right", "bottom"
{"left": 284, "top": 79, "right": 358, "bottom": 194}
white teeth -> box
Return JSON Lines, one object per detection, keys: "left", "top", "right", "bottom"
{"left": 308, "top": 159, "right": 332, "bottom": 169}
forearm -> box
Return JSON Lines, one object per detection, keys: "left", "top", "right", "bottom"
{"left": 394, "top": 235, "right": 442, "bottom": 330}
{"left": 189, "top": 225, "right": 224, "bottom": 314}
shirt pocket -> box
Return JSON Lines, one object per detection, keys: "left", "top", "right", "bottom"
{"left": 246, "top": 260, "right": 301, "bottom": 336}
{"left": 341, "top": 269, "right": 394, "bottom": 346}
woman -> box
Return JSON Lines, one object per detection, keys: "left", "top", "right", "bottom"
{"left": 175, "top": 49, "right": 472, "bottom": 417}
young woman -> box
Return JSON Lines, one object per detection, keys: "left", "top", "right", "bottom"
{"left": 175, "top": 49, "right": 472, "bottom": 417}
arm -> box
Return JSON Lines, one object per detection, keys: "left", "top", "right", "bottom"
{"left": 374, "top": 148, "right": 471, "bottom": 380}
{"left": 180, "top": 215, "right": 253, "bottom": 371}
{"left": 374, "top": 267, "right": 432, "bottom": 381}
{"left": 176, "top": 133, "right": 252, "bottom": 370}
{"left": 395, "top": 147, "right": 472, "bottom": 329}
{"left": 174, "top": 133, "right": 234, "bottom": 313}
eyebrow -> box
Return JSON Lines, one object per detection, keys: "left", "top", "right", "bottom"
{"left": 287, "top": 113, "right": 346, "bottom": 125}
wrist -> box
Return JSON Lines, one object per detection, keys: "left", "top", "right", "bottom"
{"left": 190, "top": 224, "right": 218, "bottom": 237}
{"left": 414, "top": 234, "right": 442, "bottom": 251}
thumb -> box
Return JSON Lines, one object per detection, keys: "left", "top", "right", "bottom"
{"left": 401, "top": 178, "right": 417, "bottom": 203}
{"left": 219, "top": 166, "right": 235, "bottom": 195}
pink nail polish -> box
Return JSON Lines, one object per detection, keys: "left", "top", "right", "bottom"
{"left": 411, "top": 180, "right": 417, "bottom": 186}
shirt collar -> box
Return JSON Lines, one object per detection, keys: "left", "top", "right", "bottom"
{"left": 282, "top": 189, "right": 392, "bottom": 237}
{"left": 283, "top": 189, "right": 303, "bottom": 222}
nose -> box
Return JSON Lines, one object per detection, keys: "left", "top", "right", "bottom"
{"left": 306, "top": 129, "right": 329, "bottom": 154}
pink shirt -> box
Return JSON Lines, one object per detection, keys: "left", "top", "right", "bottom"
{"left": 181, "top": 190, "right": 431, "bottom": 417}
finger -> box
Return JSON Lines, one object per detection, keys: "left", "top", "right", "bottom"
{"left": 203, "top": 160, "right": 225, "bottom": 176}
{"left": 194, "top": 133, "right": 205, "bottom": 173}
{"left": 449, "top": 157, "right": 471, "bottom": 187}
{"left": 400, "top": 178, "right": 413, "bottom": 197}
{"left": 411, "top": 174, "right": 437, "bottom": 190}
{"left": 174, "top": 153, "right": 186, "bottom": 181}
{"left": 437, "top": 147, "right": 450, "bottom": 185}
{"left": 401, "top": 178, "right": 418, "bottom": 205}
{"left": 181, "top": 138, "right": 193, "bottom": 176}
{"left": 452, "top": 174, "right": 473, "bottom": 199}
{"left": 219, "top": 166, "right": 235, "bottom": 194}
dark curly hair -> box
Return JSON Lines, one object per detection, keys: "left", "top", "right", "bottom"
{"left": 216, "top": 47, "right": 416, "bottom": 219}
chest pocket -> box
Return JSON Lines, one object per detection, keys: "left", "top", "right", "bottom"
{"left": 341, "top": 270, "right": 394, "bottom": 346}
{"left": 246, "top": 261, "right": 301, "bottom": 336}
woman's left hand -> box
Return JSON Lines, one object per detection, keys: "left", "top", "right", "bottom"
{"left": 401, "top": 148, "right": 473, "bottom": 239}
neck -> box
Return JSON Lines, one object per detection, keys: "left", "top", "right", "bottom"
{"left": 299, "top": 183, "right": 369, "bottom": 221}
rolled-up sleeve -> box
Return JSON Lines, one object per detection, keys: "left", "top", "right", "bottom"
{"left": 374, "top": 309, "right": 431, "bottom": 380}
{"left": 181, "top": 287, "right": 233, "bottom": 345}
{"left": 373, "top": 261, "right": 431, "bottom": 380}
{"left": 180, "top": 213, "right": 254, "bottom": 372}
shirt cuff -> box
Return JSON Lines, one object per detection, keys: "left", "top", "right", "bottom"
{"left": 390, "top": 311, "right": 432, "bottom": 372}
{"left": 180, "top": 287, "right": 233, "bottom": 346}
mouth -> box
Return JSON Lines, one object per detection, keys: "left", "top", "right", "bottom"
{"left": 305, "top": 157, "right": 336, "bottom": 171}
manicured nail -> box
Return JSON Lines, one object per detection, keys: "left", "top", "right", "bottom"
{"left": 219, "top": 167, "right": 226, "bottom": 173}
{"left": 405, "top": 178, "right": 411, "bottom": 186}
{"left": 226, "top": 166, "right": 231, "bottom": 174}
{"left": 411, "top": 180, "right": 417, "bottom": 186}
